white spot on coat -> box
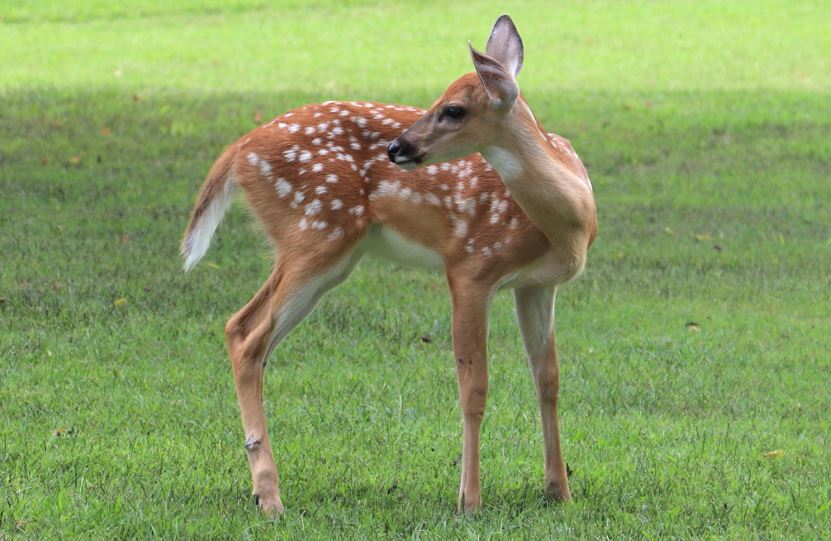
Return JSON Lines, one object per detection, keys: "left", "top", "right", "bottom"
{"left": 259, "top": 161, "right": 272, "bottom": 178}
{"left": 370, "top": 180, "right": 400, "bottom": 200}
{"left": 305, "top": 199, "right": 323, "bottom": 216}
{"left": 452, "top": 217, "right": 468, "bottom": 237}
{"left": 291, "top": 191, "right": 305, "bottom": 208}
{"left": 275, "top": 178, "right": 292, "bottom": 198}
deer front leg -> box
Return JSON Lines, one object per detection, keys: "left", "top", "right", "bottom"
{"left": 449, "top": 277, "right": 492, "bottom": 513}
{"left": 514, "top": 286, "right": 571, "bottom": 501}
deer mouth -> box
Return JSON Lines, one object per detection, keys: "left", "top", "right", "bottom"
{"left": 393, "top": 154, "right": 424, "bottom": 171}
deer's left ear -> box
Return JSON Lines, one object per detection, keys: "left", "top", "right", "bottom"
{"left": 486, "top": 15, "right": 524, "bottom": 78}
{"left": 470, "top": 44, "right": 519, "bottom": 111}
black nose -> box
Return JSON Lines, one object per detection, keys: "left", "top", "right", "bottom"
{"left": 387, "top": 139, "right": 402, "bottom": 162}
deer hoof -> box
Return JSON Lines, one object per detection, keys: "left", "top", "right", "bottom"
{"left": 253, "top": 493, "right": 285, "bottom": 516}
{"left": 457, "top": 490, "right": 482, "bottom": 514}
{"left": 544, "top": 480, "right": 571, "bottom": 502}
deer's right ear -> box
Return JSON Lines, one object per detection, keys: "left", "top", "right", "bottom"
{"left": 470, "top": 44, "right": 519, "bottom": 111}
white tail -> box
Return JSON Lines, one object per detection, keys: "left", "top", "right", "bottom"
{"left": 182, "top": 178, "right": 237, "bottom": 271}
{"left": 182, "top": 14, "right": 596, "bottom": 516}
{"left": 181, "top": 146, "right": 239, "bottom": 271}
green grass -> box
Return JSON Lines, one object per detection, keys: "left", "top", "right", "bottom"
{"left": 1, "top": 0, "right": 830, "bottom": 538}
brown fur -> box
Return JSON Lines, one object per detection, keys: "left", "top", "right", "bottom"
{"left": 183, "top": 20, "right": 597, "bottom": 516}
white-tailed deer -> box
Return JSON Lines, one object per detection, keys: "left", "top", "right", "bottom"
{"left": 182, "top": 15, "right": 597, "bottom": 515}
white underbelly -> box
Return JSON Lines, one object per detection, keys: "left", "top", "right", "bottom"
{"left": 361, "top": 225, "right": 445, "bottom": 270}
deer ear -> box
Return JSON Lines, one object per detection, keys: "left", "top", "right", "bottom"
{"left": 486, "top": 14, "right": 524, "bottom": 78}
{"left": 470, "top": 44, "right": 518, "bottom": 110}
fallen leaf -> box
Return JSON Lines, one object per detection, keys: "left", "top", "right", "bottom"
{"left": 114, "top": 298, "right": 127, "bottom": 308}
{"left": 41, "top": 157, "right": 49, "bottom": 165}
{"left": 206, "top": 262, "right": 220, "bottom": 269}
{"left": 420, "top": 335, "right": 432, "bottom": 344}
{"left": 254, "top": 111, "right": 263, "bottom": 123}
{"left": 101, "top": 127, "right": 111, "bottom": 137}
{"left": 52, "top": 427, "right": 73, "bottom": 437}
{"left": 67, "top": 155, "right": 81, "bottom": 166}
{"left": 685, "top": 321, "right": 701, "bottom": 332}
{"left": 763, "top": 449, "right": 785, "bottom": 460}
{"left": 132, "top": 94, "right": 142, "bottom": 102}
{"left": 664, "top": 227, "right": 674, "bottom": 235}
{"left": 695, "top": 233, "right": 712, "bottom": 241}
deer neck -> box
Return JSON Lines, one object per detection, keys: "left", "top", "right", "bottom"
{"left": 481, "top": 104, "right": 595, "bottom": 255}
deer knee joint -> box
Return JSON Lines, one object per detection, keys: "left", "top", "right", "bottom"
{"left": 244, "top": 435, "right": 262, "bottom": 451}
{"left": 225, "top": 317, "right": 243, "bottom": 343}
{"left": 533, "top": 368, "right": 560, "bottom": 403}
{"left": 461, "top": 386, "right": 488, "bottom": 420}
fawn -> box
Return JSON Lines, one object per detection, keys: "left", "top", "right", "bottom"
{"left": 182, "top": 15, "right": 597, "bottom": 515}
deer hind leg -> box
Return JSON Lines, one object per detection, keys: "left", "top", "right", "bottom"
{"left": 225, "top": 249, "right": 362, "bottom": 515}
{"left": 513, "top": 286, "right": 571, "bottom": 501}
{"left": 447, "top": 275, "right": 494, "bottom": 513}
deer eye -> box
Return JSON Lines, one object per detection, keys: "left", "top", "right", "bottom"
{"left": 441, "top": 105, "right": 466, "bottom": 122}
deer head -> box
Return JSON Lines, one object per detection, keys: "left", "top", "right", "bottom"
{"left": 387, "top": 15, "right": 526, "bottom": 170}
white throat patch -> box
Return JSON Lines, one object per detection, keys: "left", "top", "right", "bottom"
{"left": 483, "top": 147, "right": 522, "bottom": 182}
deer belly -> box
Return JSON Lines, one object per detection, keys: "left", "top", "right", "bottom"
{"left": 362, "top": 225, "right": 445, "bottom": 270}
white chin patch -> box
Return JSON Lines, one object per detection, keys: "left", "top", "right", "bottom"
{"left": 396, "top": 160, "right": 418, "bottom": 171}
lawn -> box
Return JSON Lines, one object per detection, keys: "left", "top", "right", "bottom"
{"left": 1, "top": 0, "right": 829, "bottom": 538}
